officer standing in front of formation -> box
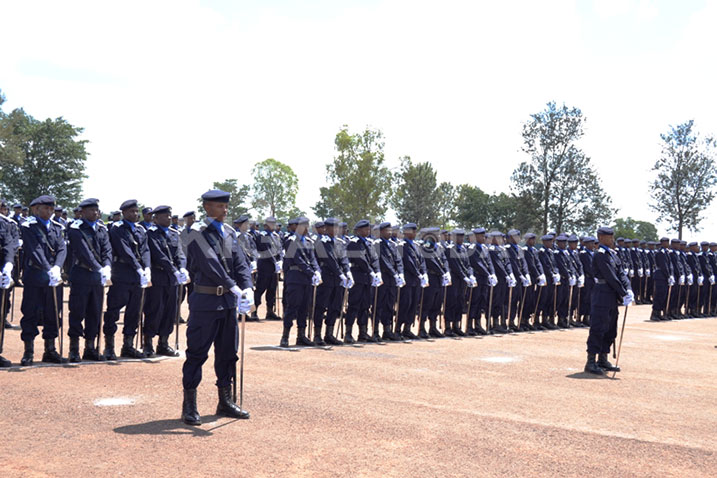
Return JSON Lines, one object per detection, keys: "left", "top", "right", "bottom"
{"left": 102, "top": 199, "right": 151, "bottom": 360}
{"left": 377, "top": 222, "right": 405, "bottom": 341}
{"left": 313, "top": 217, "right": 352, "bottom": 345}
{"left": 522, "top": 233, "right": 546, "bottom": 330}
{"left": 397, "top": 223, "right": 427, "bottom": 339}
{"left": 145, "top": 205, "right": 189, "bottom": 357}
{"left": 280, "top": 217, "right": 321, "bottom": 347}
{"left": 585, "top": 227, "right": 633, "bottom": 375}
{"left": 18, "top": 195, "right": 66, "bottom": 365}
{"left": 345, "top": 220, "right": 381, "bottom": 343}
{"left": 254, "top": 217, "right": 282, "bottom": 321}
{"left": 67, "top": 198, "right": 112, "bottom": 362}
{"left": 181, "top": 189, "right": 254, "bottom": 425}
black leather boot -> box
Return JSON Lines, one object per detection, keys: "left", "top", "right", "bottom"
{"left": 313, "top": 322, "right": 326, "bottom": 346}
{"left": 181, "top": 388, "right": 201, "bottom": 425}
{"left": 21, "top": 339, "right": 34, "bottom": 366}
{"left": 418, "top": 319, "right": 429, "bottom": 339}
{"left": 295, "top": 327, "right": 314, "bottom": 346}
{"left": 544, "top": 315, "right": 558, "bottom": 330}
{"left": 598, "top": 353, "right": 620, "bottom": 372}
{"left": 216, "top": 385, "right": 249, "bottom": 419}
{"left": 83, "top": 337, "right": 106, "bottom": 361}
{"left": 280, "top": 325, "right": 291, "bottom": 348}
{"left": 265, "top": 306, "right": 280, "bottom": 321}
{"left": 103, "top": 334, "right": 117, "bottom": 360}
{"left": 143, "top": 334, "right": 155, "bottom": 358}
{"left": 474, "top": 317, "right": 488, "bottom": 335}
{"left": 372, "top": 324, "right": 384, "bottom": 342}
{"left": 357, "top": 324, "right": 371, "bottom": 342}
{"left": 443, "top": 320, "right": 457, "bottom": 337}
{"left": 42, "top": 338, "right": 65, "bottom": 364}
{"left": 157, "top": 336, "right": 179, "bottom": 357}
{"left": 649, "top": 311, "right": 662, "bottom": 321}
{"left": 324, "top": 324, "right": 343, "bottom": 346}
{"left": 0, "top": 354, "right": 11, "bottom": 367}
{"left": 428, "top": 318, "right": 444, "bottom": 338}
{"left": 402, "top": 322, "right": 418, "bottom": 340}
{"left": 120, "top": 335, "right": 145, "bottom": 359}
{"left": 68, "top": 336, "right": 81, "bottom": 363}
{"left": 343, "top": 322, "right": 355, "bottom": 344}
{"left": 584, "top": 353, "right": 604, "bottom": 375}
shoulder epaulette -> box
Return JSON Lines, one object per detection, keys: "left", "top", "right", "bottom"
{"left": 50, "top": 219, "right": 64, "bottom": 228}
{"left": 288, "top": 235, "right": 297, "bottom": 242}
{"left": 446, "top": 243, "right": 455, "bottom": 249}
{"left": 112, "top": 221, "right": 123, "bottom": 228}
{"left": 321, "top": 235, "right": 331, "bottom": 243}
{"left": 22, "top": 216, "right": 37, "bottom": 227}
{"left": 598, "top": 248, "right": 605, "bottom": 254}
{"left": 148, "top": 225, "right": 158, "bottom": 232}
{"left": 349, "top": 237, "right": 359, "bottom": 243}
{"left": 191, "top": 222, "right": 205, "bottom": 232}
{"left": 136, "top": 223, "right": 146, "bottom": 232}
{"left": 259, "top": 231, "right": 267, "bottom": 236}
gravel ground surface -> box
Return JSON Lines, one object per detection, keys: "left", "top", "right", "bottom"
{"left": 1, "top": 289, "right": 716, "bottom": 478}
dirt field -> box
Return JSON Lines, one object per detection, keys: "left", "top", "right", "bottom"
{"left": 1, "top": 289, "right": 716, "bottom": 478}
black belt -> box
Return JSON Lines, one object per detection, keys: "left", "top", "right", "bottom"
{"left": 194, "top": 284, "right": 230, "bottom": 296}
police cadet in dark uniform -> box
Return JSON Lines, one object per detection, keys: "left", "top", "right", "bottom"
{"left": 522, "top": 233, "right": 546, "bottom": 330}
{"left": 139, "top": 207, "right": 154, "bottom": 230}
{"left": 505, "top": 229, "right": 530, "bottom": 331}
{"left": 538, "top": 234, "right": 560, "bottom": 330}
{"left": 554, "top": 234, "right": 577, "bottom": 328}
{"left": 444, "top": 229, "right": 475, "bottom": 337}
{"left": 668, "top": 239, "right": 685, "bottom": 319}
{"left": 376, "top": 222, "right": 405, "bottom": 341}
{"left": 467, "top": 228, "right": 497, "bottom": 335}
{"left": 181, "top": 189, "right": 253, "bottom": 425}
{"left": 280, "top": 217, "right": 321, "bottom": 347}
{"left": 233, "top": 215, "right": 258, "bottom": 276}
{"left": 145, "top": 205, "right": 189, "bottom": 357}
{"left": 418, "top": 228, "right": 451, "bottom": 338}
{"left": 567, "top": 235, "right": 585, "bottom": 327}
{"left": 313, "top": 217, "right": 352, "bottom": 345}
{"left": 254, "top": 217, "right": 282, "bottom": 321}
{"left": 19, "top": 195, "right": 67, "bottom": 365}
{"left": 67, "top": 198, "right": 112, "bottom": 362}
{"left": 578, "top": 237, "right": 596, "bottom": 326}
{"left": 487, "top": 231, "right": 516, "bottom": 334}
{"left": 650, "top": 237, "right": 674, "bottom": 321}
{"left": 585, "top": 227, "right": 633, "bottom": 375}
{"left": 685, "top": 242, "right": 702, "bottom": 317}
{"left": 699, "top": 241, "right": 714, "bottom": 316}
{"left": 102, "top": 199, "right": 151, "bottom": 360}
{"left": 0, "top": 201, "right": 20, "bottom": 331}
{"left": 397, "top": 223, "right": 428, "bottom": 339}
{"left": 345, "top": 220, "right": 381, "bottom": 343}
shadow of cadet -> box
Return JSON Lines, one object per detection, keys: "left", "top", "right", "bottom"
{"left": 565, "top": 372, "right": 616, "bottom": 380}
{"left": 114, "top": 418, "right": 218, "bottom": 437}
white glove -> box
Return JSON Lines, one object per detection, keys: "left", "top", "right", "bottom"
{"left": 275, "top": 261, "right": 282, "bottom": 273}
{"left": 646, "top": 268, "right": 651, "bottom": 277}
{"left": 568, "top": 275, "right": 576, "bottom": 287}
{"left": 395, "top": 273, "right": 405, "bottom": 288}
{"left": 250, "top": 260, "right": 258, "bottom": 272}
{"left": 48, "top": 265, "right": 62, "bottom": 283}
{"left": 679, "top": 274, "right": 685, "bottom": 285}
{"left": 339, "top": 273, "right": 348, "bottom": 288}
{"left": 537, "top": 273, "right": 547, "bottom": 287}
{"left": 420, "top": 273, "right": 429, "bottom": 288}
{"left": 698, "top": 275, "right": 704, "bottom": 286}
{"left": 371, "top": 272, "right": 383, "bottom": 287}
{"left": 311, "top": 271, "right": 322, "bottom": 286}
{"left": 687, "top": 273, "right": 693, "bottom": 285}
{"left": 464, "top": 276, "right": 472, "bottom": 286}
{"left": 469, "top": 275, "right": 477, "bottom": 288}
{"left": 710, "top": 275, "right": 715, "bottom": 285}
{"left": 489, "top": 274, "right": 498, "bottom": 287}
{"left": 668, "top": 275, "right": 675, "bottom": 287}
{"left": 2, "top": 262, "right": 13, "bottom": 275}
{"left": 441, "top": 271, "right": 452, "bottom": 287}
{"left": 242, "top": 287, "right": 254, "bottom": 307}
{"left": 0, "top": 274, "right": 11, "bottom": 289}
{"left": 552, "top": 273, "right": 561, "bottom": 284}
{"left": 578, "top": 274, "right": 585, "bottom": 288}
{"left": 179, "top": 268, "right": 190, "bottom": 284}
{"left": 623, "top": 290, "right": 635, "bottom": 306}
{"left": 508, "top": 273, "right": 517, "bottom": 288}
{"left": 101, "top": 265, "right": 112, "bottom": 286}
{"left": 144, "top": 267, "right": 152, "bottom": 284}
{"left": 174, "top": 270, "right": 183, "bottom": 284}
{"left": 346, "top": 271, "right": 355, "bottom": 289}
{"left": 521, "top": 275, "right": 530, "bottom": 287}
{"left": 638, "top": 268, "right": 644, "bottom": 277}
{"left": 629, "top": 269, "right": 634, "bottom": 278}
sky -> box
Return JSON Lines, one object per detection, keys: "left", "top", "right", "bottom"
{"left": 2, "top": 0, "right": 717, "bottom": 240}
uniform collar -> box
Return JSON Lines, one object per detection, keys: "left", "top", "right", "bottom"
{"left": 124, "top": 219, "right": 136, "bottom": 230}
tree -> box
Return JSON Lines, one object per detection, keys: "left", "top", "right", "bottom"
{"left": 313, "top": 126, "right": 392, "bottom": 227}
{"left": 390, "top": 156, "right": 441, "bottom": 228}
{"left": 0, "top": 90, "right": 25, "bottom": 169}
{"left": 454, "top": 184, "right": 491, "bottom": 229}
{"left": 197, "top": 178, "right": 250, "bottom": 221}
{"left": 650, "top": 120, "right": 717, "bottom": 239}
{"left": 251, "top": 158, "right": 299, "bottom": 219}
{"left": 1, "top": 110, "right": 87, "bottom": 208}
{"left": 435, "top": 182, "right": 457, "bottom": 230}
{"left": 510, "top": 101, "right": 614, "bottom": 235}
{"left": 612, "top": 217, "right": 658, "bottom": 241}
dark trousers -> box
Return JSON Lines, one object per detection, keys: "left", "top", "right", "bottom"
{"left": 397, "top": 284, "right": 420, "bottom": 326}
{"left": 579, "top": 282, "right": 593, "bottom": 316}
{"left": 284, "top": 282, "right": 310, "bottom": 328}
{"left": 103, "top": 282, "right": 143, "bottom": 337}
{"left": 255, "top": 270, "right": 278, "bottom": 310}
{"left": 1, "top": 285, "right": 14, "bottom": 321}
{"left": 346, "top": 283, "right": 371, "bottom": 328}
{"left": 539, "top": 283, "right": 556, "bottom": 317}
{"left": 490, "top": 281, "right": 506, "bottom": 320}
{"left": 587, "top": 291, "right": 618, "bottom": 354}
{"left": 469, "top": 284, "right": 489, "bottom": 320}
{"left": 68, "top": 283, "right": 103, "bottom": 339}
{"left": 20, "top": 285, "right": 63, "bottom": 341}
{"left": 422, "top": 279, "right": 443, "bottom": 320}
{"left": 314, "top": 282, "right": 344, "bottom": 328}
{"left": 182, "top": 308, "right": 238, "bottom": 390}
{"left": 651, "top": 280, "right": 668, "bottom": 314}
{"left": 556, "top": 283, "right": 570, "bottom": 319}
{"left": 700, "top": 283, "right": 711, "bottom": 312}
{"left": 521, "top": 285, "right": 536, "bottom": 320}
{"left": 145, "top": 284, "right": 179, "bottom": 338}
{"left": 377, "top": 283, "right": 397, "bottom": 327}
{"left": 508, "top": 283, "right": 522, "bottom": 321}
{"left": 445, "top": 282, "right": 465, "bottom": 324}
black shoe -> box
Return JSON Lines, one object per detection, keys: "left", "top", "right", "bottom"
{"left": 0, "top": 355, "right": 11, "bottom": 367}
{"left": 584, "top": 353, "right": 604, "bottom": 375}
{"left": 649, "top": 312, "right": 662, "bottom": 321}
{"left": 68, "top": 337, "right": 81, "bottom": 363}
{"left": 523, "top": 322, "right": 536, "bottom": 331}
{"left": 582, "top": 316, "right": 591, "bottom": 327}
{"left": 216, "top": 386, "right": 249, "bottom": 419}
{"left": 443, "top": 327, "right": 457, "bottom": 337}
{"left": 295, "top": 327, "right": 314, "bottom": 346}
{"left": 428, "top": 319, "right": 444, "bottom": 338}
{"left": 120, "top": 335, "right": 145, "bottom": 359}
{"left": 598, "top": 353, "right": 620, "bottom": 372}
{"left": 21, "top": 340, "right": 34, "bottom": 366}
{"left": 557, "top": 318, "right": 568, "bottom": 329}
{"left": 265, "top": 310, "right": 281, "bottom": 321}
{"left": 156, "top": 336, "right": 180, "bottom": 357}
{"left": 249, "top": 311, "right": 259, "bottom": 321}
{"left": 103, "top": 334, "right": 118, "bottom": 360}
{"left": 143, "top": 335, "right": 156, "bottom": 358}
{"left": 324, "top": 325, "right": 343, "bottom": 345}
{"left": 418, "top": 323, "right": 429, "bottom": 339}
{"left": 475, "top": 325, "right": 488, "bottom": 335}
{"left": 453, "top": 324, "right": 466, "bottom": 337}
{"left": 83, "top": 338, "right": 106, "bottom": 361}
{"left": 313, "top": 334, "right": 326, "bottom": 346}
{"left": 42, "top": 339, "right": 65, "bottom": 364}
{"left": 181, "top": 389, "right": 201, "bottom": 425}
{"left": 280, "top": 325, "right": 291, "bottom": 348}
{"left": 343, "top": 332, "right": 355, "bottom": 344}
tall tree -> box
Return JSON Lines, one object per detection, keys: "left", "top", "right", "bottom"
{"left": 1, "top": 110, "right": 87, "bottom": 207}
{"left": 390, "top": 156, "right": 441, "bottom": 228}
{"left": 435, "top": 181, "right": 457, "bottom": 230}
{"left": 454, "top": 184, "right": 491, "bottom": 229}
{"left": 197, "top": 178, "right": 250, "bottom": 221}
{"left": 0, "top": 91, "right": 25, "bottom": 170}
{"left": 313, "top": 126, "right": 392, "bottom": 227}
{"left": 510, "top": 101, "right": 614, "bottom": 235}
{"left": 612, "top": 217, "right": 659, "bottom": 241}
{"left": 650, "top": 120, "right": 717, "bottom": 239}
{"left": 251, "top": 158, "right": 299, "bottom": 219}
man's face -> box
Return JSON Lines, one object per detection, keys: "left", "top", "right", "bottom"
{"left": 475, "top": 233, "right": 485, "bottom": 245}
{"left": 238, "top": 222, "right": 248, "bottom": 232}
{"left": 340, "top": 226, "right": 347, "bottom": 236}
{"left": 37, "top": 204, "right": 54, "bottom": 221}
{"left": 122, "top": 206, "right": 140, "bottom": 223}
{"left": 527, "top": 237, "right": 536, "bottom": 247}
{"left": 0, "top": 206, "right": 8, "bottom": 215}
{"left": 441, "top": 232, "right": 448, "bottom": 242}
{"left": 557, "top": 240, "right": 567, "bottom": 249}
{"left": 53, "top": 210, "right": 61, "bottom": 218}
{"left": 203, "top": 201, "right": 228, "bottom": 222}
{"left": 380, "top": 227, "right": 391, "bottom": 240}
{"left": 542, "top": 239, "right": 553, "bottom": 249}
{"left": 185, "top": 215, "right": 195, "bottom": 227}
{"left": 454, "top": 234, "right": 464, "bottom": 245}
{"left": 403, "top": 229, "right": 416, "bottom": 240}
{"left": 265, "top": 222, "right": 275, "bottom": 232}
{"left": 13, "top": 207, "right": 21, "bottom": 216}
{"left": 81, "top": 206, "right": 101, "bottom": 222}
{"left": 316, "top": 226, "right": 326, "bottom": 235}
{"left": 492, "top": 235, "right": 504, "bottom": 246}
{"left": 143, "top": 213, "right": 154, "bottom": 223}
{"left": 691, "top": 245, "right": 699, "bottom": 253}
{"left": 508, "top": 234, "right": 520, "bottom": 244}
{"left": 711, "top": 245, "right": 717, "bottom": 253}
{"left": 356, "top": 225, "right": 370, "bottom": 238}
{"left": 172, "top": 217, "right": 179, "bottom": 225}
{"left": 295, "top": 223, "right": 308, "bottom": 236}
{"left": 702, "top": 245, "right": 709, "bottom": 253}
{"left": 326, "top": 225, "right": 336, "bottom": 237}
{"left": 599, "top": 234, "right": 615, "bottom": 248}
{"left": 569, "top": 241, "right": 578, "bottom": 250}
{"left": 155, "top": 212, "right": 172, "bottom": 228}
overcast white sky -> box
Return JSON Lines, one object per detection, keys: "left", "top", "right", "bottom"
{"left": 2, "top": 0, "right": 717, "bottom": 240}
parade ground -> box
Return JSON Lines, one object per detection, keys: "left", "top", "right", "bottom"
{"left": 1, "top": 294, "right": 716, "bottom": 478}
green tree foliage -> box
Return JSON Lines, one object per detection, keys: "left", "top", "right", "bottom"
{"left": 313, "top": 126, "right": 392, "bottom": 227}
{"left": 435, "top": 182, "right": 457, "bottom": 230}
{"left": 390, "top": 156, "right": 442, "bottom": 228}
{"left": 510, "top": 101, "right": 614, "bottom": 235}
{"left": 454, "top": 185, "right": 538, "bottom": 233}
{"left": 650, "top": 120, "right": 717, "bottom": 239}
{"left": 197, "top": 178, "right": 250, "bottom": 221}
{"left": 251, "top": 158, "right": 299, "bottom": 219}
{"left": 0, "top": 90, "right": 25, "bottom": 169}
{"left": 1, "top": 107, "right": 87, "bottom": 208}
{"left": 612, "top": 217, "right": 658, "bottom": 241}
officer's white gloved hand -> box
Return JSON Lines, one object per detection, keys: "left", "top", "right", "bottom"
{"left": 687, "top": 273, "right": 694, "bottom": 286}
{"left": 174, "top": 270, "right": 184, "bottom": 284}
{"left": 668, "top": 275, "right": 675, "bottom": 287}
{"left": 469, "top": 275, "right": 477, "bottom": 288}
{"left": 442, "top": 271, "right": 452, "bottom": 287}
{"left": 144, "top": 267, "right": 152, "bottom": 284}
{"left": 568, "top": 275, "right": 576, "bottom": 287}
{"left": 537, "top": 273, "right": 547, "bottom": 287}
{"left": 100, "top": 266, "right": 112, "bottom": 286}
{"left": 311, "top": 271, "right": 322, "bottom": 286}
{"left": 578, "top": 274, "right": 585, "bottom": 288}
{"left": 339, "top": 273, "right": 348, "bottom": 288}
{"left": 179, "top": 268, "right": 190, "bottom": 284}
{"left": 346, "top": 271, "right": 354, "bottom": 289}
{"left": 679, "top": 274, "right": 685, "bottom": 285}
{"left": 396, "top": 273, "right": 406, "bottom": 288}
{"left": 623, "top": 290, "right": 635, "bottom": 306}
{"left": 629, "top": 269, "right": 634, "bottom": 278}
{"left": 638, "top": 268, "right": 644, "bottom": 277}
{"left": 48, "top": 265, "right": 62, "bottom": 283}
{"left": 698, "top": 275, "right": 704, "bottom": 286}
{"left": 242, "top": 287, "right": 254, "bottom": 307}
{"left": 138, "top": 269, "right": 149, "bottom": 288}
{"left": 463, "top": 276, "right": 472, "bottom": 286}
{"left": 710, "top": 275, "right": 715, "bottom": 285}
{"left": 521, "top": 275, "right": 530, "bottom": 287}
{"left": 420, "top": 273, "right": 429, "bottom": 288}
{"left": 489, "top": 274, "right": 498, "bottom": 287}
{"left": 0, "top": 274, "right": 12, "bottom": 289}
{"left": 2, "top": 262, "right": 13, "bottom": 275}
{"left": 508, "top": 273, "right": 517, "bottom": 288}
{"left": 275, "top": 261, "right": 282, "bottom": 273}
{"left": 552, "top": 273, "right": 561, "bottom": 284}
{"left": 646, "top": 268, "right": 651, "bottom": 277}
{"left": 250, "top": 260, "right": 257, "bottom": 272}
